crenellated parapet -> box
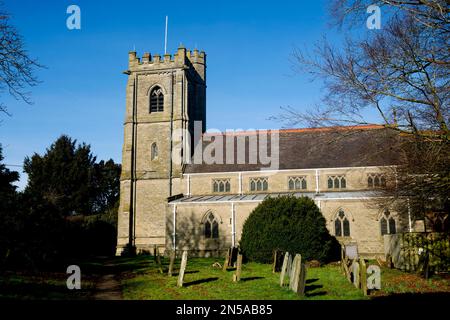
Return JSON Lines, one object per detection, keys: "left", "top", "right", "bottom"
{"left": 127, "top": 46, "right": 206, "bottom": 72}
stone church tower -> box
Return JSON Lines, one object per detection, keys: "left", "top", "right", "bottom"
{"left": 116, "top": 46, "right": 206, "bottom": 255}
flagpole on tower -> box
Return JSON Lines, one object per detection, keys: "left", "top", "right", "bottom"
{"left": 164, "top": 16, "right": 168, "bottom": 54}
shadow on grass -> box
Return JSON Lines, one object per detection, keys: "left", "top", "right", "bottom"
{"left": 306, "top": 278, "right": 319, "bottom": 284}
{"left": 183, "top": 277, "right": 219, "bottom": 287}
{"left": 305, "top": 284, "right": 327, "bottom": 297}
{"left": 171, "top": 270, "right": 199, "bottom": 277}
{"left": 240, "top": 277, "right": 264, "bottom": 282}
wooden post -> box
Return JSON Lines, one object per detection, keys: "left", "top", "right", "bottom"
{"left": 168, "top": 250, "right": 176, "bottom": 276}
{"left": 233, "top": 254, "right": 243, "bottom": 282}
{"left": 279, "top": 252, "right": 290, "bottom": 286}
{"left": 272, "top": 250, "right": 278, "bottom": 273}
{"left": 177, "top": 250, "right": 188, "bottom": 287}
{"left": 222, "top": 248, "right": 231, "bottom": 271}
{"left": 360, "top": 258, "right": 368, "bottom": 296}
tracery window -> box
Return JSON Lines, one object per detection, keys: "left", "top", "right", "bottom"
{"left": 204, "top": 212, "right": 219, "bottom": 239}
{"left": 150, "top": 86, "right": 164, "bottom": 112}
{"left": 212, "top": 179, "right": 231, "bottom": 193}
{"left": 328, "top": 175, "right": 346, "bottom": 189}
{"left": 335, "top": 209, "right": 350, "bottom": 237}
{"left": 250, "top": 177, "right": 268, "bottom": 192}
{"left": 288, "top": 176, "right": 307, "bottom": 190}
{"left": 380, "top": 209, "right": 396, "bottom": 235}
{"left": 368, "top": 174, "right": 386, "bottom": 188}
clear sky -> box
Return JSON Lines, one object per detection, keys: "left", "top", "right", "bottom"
{"left": 0, "top": 0, "right": 371, "bottom": 189}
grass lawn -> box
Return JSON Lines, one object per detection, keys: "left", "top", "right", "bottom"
{"left": 120, "top": 256, "right": 366, "bottom": 300}
{"left": 1, "top": 255, "right": 449, "bottom": 300}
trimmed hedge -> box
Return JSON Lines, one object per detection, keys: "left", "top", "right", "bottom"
{"left": 240, "top": 196, "right": 340, "bottom": 263}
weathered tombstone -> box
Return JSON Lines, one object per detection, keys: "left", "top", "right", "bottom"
{"left": 289, "top": 254, "right": 302, "bottom": 292}
{"left": 297, "top": 263, "right": 307, "bottom": 296}
{"left": 168, "top": 250, "right": 176, "bottom": 276}
{"left": 351, "top": 259, "right": 360, "bottom": 289}
{"left": 230, "top": 247, "right": 239, "bottom": 267}
{"left": 287, "top": 254, "right": 293, "bottom": 279}
{"left": 222, "top": 248, "right": 231, "bottom": 271}
{"left": 279, "top": 252, "right": 290, "bottom": 286}
{"left": 345, "top": 243, "right": 359, "bottom": 260}
{"left": 367, "top": 265, "right": 381, "bottom": 290}
{"left": 177, "top": 250, "right": 188, "bottom": 287}
{"left": 233, "top": 254, "right": 243, "bottom": 282}
{"left": 360, "top": 258, "right": 368, "bottom": 296}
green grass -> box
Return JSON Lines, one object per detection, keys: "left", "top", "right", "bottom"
{"left": 2, "top": 256, "right": 448, "bottom": 300}
{"left": 0, "top": 270, "right": 96, "bottom": 300}
{"left": 120, "top": 256, "right": 366, "bottom": 300}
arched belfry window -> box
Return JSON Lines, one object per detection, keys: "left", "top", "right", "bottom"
{"left": 151, "top": 143, "right": 158, "bottom": 160}
{"left": 335, "top": 209, "right": 350, "bottom": 237}
{"left": 150, "top": 86, "right": 164, "bottom": 112}
{"left": 380, "top": 209, "right": 396, "bottom": 235}
{"left": 204, "top": 212, "right": 219, "bottom": 239}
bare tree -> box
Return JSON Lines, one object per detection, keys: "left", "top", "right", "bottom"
{"left": 0, "top": 4, "right": 43, "bottom": 115}
{"left": 284, "top": 1, "right": 449, "bottom": 229}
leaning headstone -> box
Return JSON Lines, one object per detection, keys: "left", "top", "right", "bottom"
{"left": 297, "top": 263, "right": 307, "bottom": 296}
{"left": 233, "top": 254, "right": 243, "bottom": 282}
{"left": 279, "top": 252, "right": 290, "bottom": 286}
{"left": 177, "top": 250, "right": 188, "bottom": 287}
{"left": 360, "top": 258, "right": 368, "bottom": 296}
{"left": 287, "top": 254, "right": 293, "bottom": 279}
{"left": 168, "top": 250, "right": 176, "bottom": 276}
{"left": 351, "top": 259, "right": 360, "bottom": 289}
{"left": 289, "top": 254, "right": 302, "bottom": 292}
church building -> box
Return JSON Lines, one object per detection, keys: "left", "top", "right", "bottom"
{"left": 116, "top": 47, "right": 404, "bottom": 259}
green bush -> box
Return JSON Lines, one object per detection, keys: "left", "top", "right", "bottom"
{"left": 240, "top": 196, "right": 340, "bottom": 263}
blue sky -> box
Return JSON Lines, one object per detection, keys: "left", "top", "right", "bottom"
{"left": 0, "top": 0, "right": 373, "bottom": 189}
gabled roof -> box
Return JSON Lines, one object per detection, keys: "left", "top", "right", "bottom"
{"left": 184, "top": 125, "right": 401, "bottom": 173}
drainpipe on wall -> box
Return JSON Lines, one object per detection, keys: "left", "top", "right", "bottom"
{"left": 231, "top": 202, "right": 236, "bottom": 247}
{"left": 315, "top": 169, "right": 320, "bottom": 194}
{"left": 407, "top": 198, "right": 413, "bottom": 232}
{"left": 238, "top": 172, "right": 242, "bottom": 195}
{"left": 168, "top": 70, "right": 175, "bottom": 197}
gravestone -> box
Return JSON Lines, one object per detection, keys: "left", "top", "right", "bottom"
{"left": 289, "top": 254, "right": 302, "bottom": 292}
{"left": 279, "top": 252, "right": 290, "bottom": 286}
{"left": 287, "top": 254, "right": 293, "bottom": 279}
{"left": 360, "top": 258, "right": 368, "bottom": 296}
{"left": 351, "top": 259, "right": 360, "bottom": 289}
{"left": 177, "top": 250, "right": 188, "bottom": 287}
{"left": 272, "top": 250, "right": 283, "bottom": 273}
{"left": 233, "top": 254, "right": 243, "bottom": 282}
{"left": 345, "top": 243, "right": 359, "bottom": 260}
{"left": 367, "top": 265, "right": 381, "bottom": 290}
{"left": 297, "top": 263, "right": 307, "bottom": 296}
{"left": 168, "top": 250, "right": 176, "bottom": 276}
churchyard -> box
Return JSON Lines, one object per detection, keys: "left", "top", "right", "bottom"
{"left": 1, "top": 253, "right": 449, "bottom": 300}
